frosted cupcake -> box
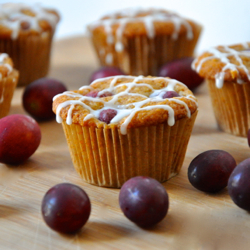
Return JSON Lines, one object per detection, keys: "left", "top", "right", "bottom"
{"left": 88, "top": 8, "right": 202, "bottom": 76}
{"left": 53, "top": 76, "right": 198, "bottom": 188}
{"left": 0, "top": 3, "right": 60, "bottom": 86}
{"left": 0, "top": 53, "right": 19, "bottom": 118}
{"left": 192, "top": 42, "right": 250, "bottom": 137}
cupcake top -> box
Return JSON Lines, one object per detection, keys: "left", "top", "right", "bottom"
{"left": 0, "top": 53, "right": 14, "bottom": 79}
{"left": 88, "top": 7, "right": 202, "bottom": 53}
{"left": 192, "top": 42, "right": 250, "bottom": 88}
{"left": 53, "top": 76, "right": 198, "bottom": 135}
{"left": 0, "top": 3, "right": 60, "bottom": 39}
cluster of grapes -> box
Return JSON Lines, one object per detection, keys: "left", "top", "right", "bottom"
{"left": 41, "top": 177, "right": 169, "bottom": 234}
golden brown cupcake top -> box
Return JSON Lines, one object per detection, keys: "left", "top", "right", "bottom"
{"left": 53, "top": 76, "right": 198, "bottom": 135}
{"left": 0, "top": 53, "right": 14, "bottom": 79}
{"left": 0, "top": 3, "right": 60, "bottom": 39}
{"left": 88, "top": 8, "right": 202, "bottom": 53}
{"left": 192, "top": 42, "right": 250, "bottom": 88}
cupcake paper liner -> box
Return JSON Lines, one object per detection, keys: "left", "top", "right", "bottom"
{"left": 0, "top": 32, "right": 53, "bottom": 86}
{"left": 92, "top": 26, "right": 202, "bottom": 76}
{"left": 207, "top": 79, "right": 250, "bottom": 137}
{"left": 0, "top": 70, "right": 19, "bottom": 118}
{"left": 62, "top": 111, "right": 197, "bottom": 188}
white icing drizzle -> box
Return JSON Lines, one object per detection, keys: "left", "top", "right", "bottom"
{"left": 105, "top": 53, "right": 113, "bottom": 64}
{"left": 88, "top": 8, "right": 194, "bottom": 53}
{"left": 0, "top": 53, "right": 12, "bottom": 74}
{"left": 242, "top": 42, "right": 249, "bottom": 49}
{"left": 54, "top": 76, "right": 197, "bottom": 135}
{"left": 66, "top": 104, "right": 75, "bottom": 125}
{"left": 192, "top": 43, "right": 250, "bottom": 88}
{"left": 0, "top": 87, "right": 4, "bottom": 104}
{"left": 0, "top": 53, "right": 13, "bottom": 103}
{"left": 0, "top": 3, "right": 59, "bottom": 40}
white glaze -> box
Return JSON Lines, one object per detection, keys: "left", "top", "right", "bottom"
{"left": 88, "top": 8, "right": 194, "bottom": 53}
{"left": 105, "top": 53, "right": 113, "bottom": 64}
{"left": 54, "top": 76, "right": 197, "bottom": 135}
{"left": 192, "top": 43, "right": 250, "bottom": 88}
{"left": 0, "top": 87, "right": 4, "bottom": 104}
{"left": 0, "top": 53, "right": 12, "bottom": 74}
{"left": 0, "top": 3, "right": 58, "bottom": 40}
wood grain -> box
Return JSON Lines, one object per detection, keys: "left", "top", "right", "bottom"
{"left": 1, "top": 36, "right": 250, "bottom": 250}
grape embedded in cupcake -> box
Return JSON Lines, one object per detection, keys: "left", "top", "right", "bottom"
{"left": 53, "top": 75, "right": 198, "bottom": 188}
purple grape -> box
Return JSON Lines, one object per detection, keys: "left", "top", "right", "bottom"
{"left": 119, "top": 176, "right": 169, "bottom": 228}
{"left": 99, "top": 91, "right": 113, "bottom": 98}
{"left": 20, "top": 21, "right": 30, "bottom": 30}
{"left": 188, "top": 150, "right": 236, "bottom": 193}
{"left": 228, "top": 158, "right": 250, "bottom": 211}
{"left": 41, "top": 183, "right": 91, "bottom": 234}
{"left": 158, "top": 57, "right": 204, "bottom": 90}
{"left": 90, "top": 66, "right": 126, "bottom": 83}
{"left": 22, "top": 77, "right": 67, "bottom": 121}
{"left": 86, "top": 90, "right": 99, "bottom": 98}
{"left": 99, "top": 109, "right": 117, "bottom": 124}
{"left": 86, "top": 91, "right": 113, "bottom": 98}
{"left": 162, "top": 91, "right": 180, "bottom": 99}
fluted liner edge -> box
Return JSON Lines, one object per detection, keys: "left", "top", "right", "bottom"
{"left": 207, "top": 79, "right": 250, "bottom": 137}
{"left": 62, "top": 111, "right": 197, "bottom": 188}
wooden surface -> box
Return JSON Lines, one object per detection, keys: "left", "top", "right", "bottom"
{"left": 1, "top": 36, "right": 250, "bottom": 250}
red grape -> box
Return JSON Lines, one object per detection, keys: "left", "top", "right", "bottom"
{"left": 99, "top": 91, "right": 113, "bottom": 98}
{"left": 188, "top": 150, "right": 236, "bottom": 193}
{"left": 0, "top": 114, "right": 41, "bottom": 165}
{"left": 228, "top": 158, "right": 250, "bottom": 211}
{"left": 86, "top": 90, "right": 99, "bottom": 98}
{"left": 99, "top": 109, "right": 117, "bottom": 124}
{"left": 119, "top": 176, "right": 169, "bottom": 228}
{"left": 158, "top": 57, "right": 204, "bottom": 91}
{"left": 162, "top": 91, "right": 180, "bottom": 99}
{"left": 90, "top": 66, "right": 125, "bottom": 83}
{"left": 86, "top": 91, "right": 113, "bottom": 98}
{"left": 41, "top": 183, "right": 91, "bottom": 234}
{"left": 23, "top": 77, "right": 67, "bottom": 121}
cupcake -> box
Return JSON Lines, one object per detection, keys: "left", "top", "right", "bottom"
{"left": 53, "top": 76, "right": 198, "bottom": 188}
{"left": 88, "top": 8, "right": 202, "bottom": 76}
{"left": 192, "top": 42, "right": 250, "bottom": 137}
{"left": 0, "top": 3, "right": 60, "bottom": 86}
{"left": 0, "top": 53, "right": 19, "bottom": 118}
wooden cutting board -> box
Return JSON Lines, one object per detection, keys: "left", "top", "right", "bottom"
{"left": 1, "top": 36, "right": 250, "bottom": 250}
